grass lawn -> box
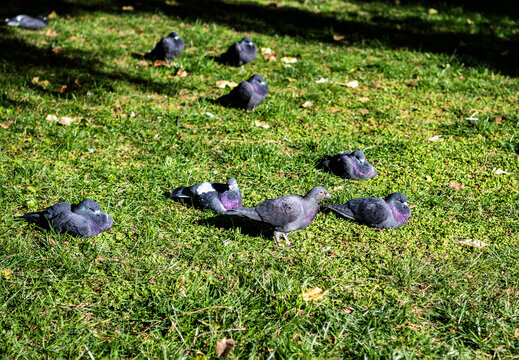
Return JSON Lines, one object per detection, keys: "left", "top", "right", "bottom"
{"left": 1, "top": 0, "right": 518, "bottom": 358}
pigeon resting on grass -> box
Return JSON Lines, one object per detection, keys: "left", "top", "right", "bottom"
{"left": 226, "top": 187, "right": 330, "bottom": 247}
{"left": 219, "top": 37, "right": 257, "bottom": 66}
{"left": 324, "top": 193, "right": 411, "bottom": 228}
{"left": 218, "top": 74, "right": 268, "bottom": 110}
{"left": 318, "top": 150, "right": 377, "bottom": 180}
{"left": 169, "top": 178, "right": 243, "bottom": 214}
{"left": 5, "top": 15, "right": 48, "bottom": 30}
{"left": 144, "top": 32, "right": 184, "bottom": 61}
{"left": 22, "top": 199, "right": 114, "bottom": 238}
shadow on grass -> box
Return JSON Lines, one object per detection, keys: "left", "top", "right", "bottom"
{"left": 1, "top": 0, "right": 518, "bottom": 77}
{"left": 196, "top": 214, "right": 273, "bottom": 240}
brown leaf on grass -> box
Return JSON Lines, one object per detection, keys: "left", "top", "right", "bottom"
{"left": 216, "top": 80, "right": 238, "bottom": 89}
{"left": 358, "top": 97, "right": 370, "bottom": 103}
{"left": 32, "top": 77, "right": 50, "bottom": 89}
{"left": 69, "top": 35, "right": 78, "bottom": 41}
{"left": 137, "top": 60, "right": 149, "bottom": 67}
{"left": 449, "top": 181, "right": 465, "bottom": 190}
{"left": 428, "top": 8, "right": 438, "bottom": 14}
{"left": 333, "top": 34, "right": 345, "bottom": 41}
{"left": 492, "top": 168, "right": 510, "bottom": 175}
{"left": 122, "top": 5, "right": 134, "bottom": 11}
{"left": 46, "top": 114, "right": 77, "bottom": 126}
{"left": 45, "top": 29, "right": 57, "bottom": 37}
{"left": 458, "top": 239, "right": 489, "bottom": 249}
{"left": 177, "top": 69, "right": 189, "bottom": 78}
{"left": 301, "top": 101, "right": 313, "bottom": 108}
{"left": 514, "top": 328, "right": 519, "bottom": 339}
{"left": 0, "top": 121, "right": 13, "bottom": 129}
{"left": 302, "top": 287, "right": 328, "bottom": 301}
{"left": 493, "top": 115, "right": 505, "bottom": 124}
{"left": 59, "top": 85, "right": 68, "bottom": 94}
{"left": 153, "top": 60, "right": 166, "bottom": 67}
{"left": 281, "top": 56, "right": 298, "bottom": 64}
{"left": 52, "top": 46, "right": 63, "bottom": 54}
{"left": 264, "top": 51, "right": 277, "bottom": 62}
{"left": 215, "top": 338, "right": 235, "bottom": 359}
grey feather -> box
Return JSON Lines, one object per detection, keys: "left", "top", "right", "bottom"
{"left": 218, "top": 74, "right": 268, "bottom": 110}
{"left": 5, "top": 14, "right": 48, "bottom": 30}
{"left": 21, "top": 199, "right": 113, "bottom": 238}
{"left": 318, "top": 150, "right": 377, "bottom": 180}
{"left": 220, "top": 37, "right": 257, "bottom": 66}
{"left": 144, "top": 32, "right": 184, "bottom": 61}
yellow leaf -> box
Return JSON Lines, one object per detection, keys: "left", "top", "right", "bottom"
{"left": 122, "top": 5, "right": 134, "bottom": 11}
{"left": 302, "top": 287, "right": 328, "bottom": 301}
{"left": 333, "top": 34, "right": 345, "bottom": 41}
{"left": 1, "top": 269, "right": 11, "bottom": 280}
{"left": 47, "top": 11, "right": 59, "bottom": 19}
{"left": 467, "top": 18, "right": 474, "bottom": 25}
{"left": 216, "top": 80, "right": 238, "bottom": 89}
{"left": 215, "top": 338, "right": 235, "bottom": 359}
{"left": 254, "top": 120, "right": 270, "bottom": 129}
{"left": 32, "top": 77, "right": 40, "bottom": 84}
{"left": 358, "top": 97, "right": 370, "bottom": 103}
{"left": 301, "top": 101, "right": 313, "bottom": 108}
{"left": 514, "top": 328, "right": 519, "bottom": 339}
{"left": 458, "top": 239, "right": 489, "bottom": 249}
{"left": 281, "top": 56, "right": 298, "bottom": 64}
{"left": 428, "top": 8, "right": 438, "bottom": 14}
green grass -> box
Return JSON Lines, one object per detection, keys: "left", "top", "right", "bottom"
{"left": 1, "top": 0, "right": 519, "bottom": 358}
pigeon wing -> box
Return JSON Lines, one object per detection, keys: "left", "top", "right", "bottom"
{"left": 255, "top": 195, "right": 302, "bottom": 227}
{"left": 354, "top": 198, "right": 390, "bottom": 225}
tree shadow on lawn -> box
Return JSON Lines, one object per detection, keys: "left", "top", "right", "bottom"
{"left": 196, "top": 214, "right": 274, "bottom": 240}
{"left": 0, "top": 30, "right": 191, "bottom": 101}
{"left": 2, "top": 0, "right": 518, "bottom": 76}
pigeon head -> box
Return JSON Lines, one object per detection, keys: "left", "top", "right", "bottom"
{"left": 385, "top": 193, "right": 411, "bottom": 222}
{"left": 168, "top": 32, "right": 180, "bottom": 39}
{"left": 36, "top": 14, "right": 48, "bottom": 22}
{"left": 305, "top": 186, "right": 331, "bottom": 202}
{"left": 248, "top": 74, "right": 269, "bottom": 95}
{"left": 348, "top": 150, "right": 377, "bottom": 178}
{"left": 241, "top": 37, "right": 255, "bottom": 47}
{"left": 73, "top": 199, "right": 113, "bottom": 229}
{"left": 352, "top": 150, "right": 366, "bottom": 162}
{"left": 227, "top": 177, "right": 239, "bottom": 190}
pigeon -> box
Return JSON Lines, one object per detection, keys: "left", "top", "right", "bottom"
{"left": 21, "top": 199, "right": 114, "bottom": 238}
{"left": 169, "top": 178, "right": 243, "bottom": 214}
{"left": 317, "top": 150, "right": 377, "bottom": 180}
{"left": 5, "top": 15, "right": 48, "bottom": 30}
{"left": 218, "top": 74, "right": 268, "bottom": 110}
{"left": 324, "top": 193, "right": 411, "bottom": 228}
{"left": 225, "top": 186, "right": 330, "bottom": 247}
{"left": 144, "top": 32, "right": 184, "bottom": 61}
{"left": 219, "top": 37, "right": 257, "bottom": 66}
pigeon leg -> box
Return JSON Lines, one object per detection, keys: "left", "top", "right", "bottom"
{"left": 283, "top": 234, "right": 293, "bottom": 247}
{"left": 275, "top": 234, "right": 284, "bottom": 248}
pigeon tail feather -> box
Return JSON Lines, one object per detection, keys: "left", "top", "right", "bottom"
{"left": 170, "top": 186, "right": 192, "bottom": 199}
{"left": 325, "top": 204, "right": 355, "bottom": 220}
{"left": 225, "top": 207, "right": 262, "bottom": 221}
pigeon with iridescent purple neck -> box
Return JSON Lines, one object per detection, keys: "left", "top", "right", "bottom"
{"left": 324, "top": 193, "right": 411, "bottom": 228}
{"left": 218, "top": 74, "right": 268, "bottom": 110}
{"left": 225, "top": 187, "right": 330, "bottom": 247}
{"left": 144, "top": 32, "right": 184, "bottom": 62}
{"left": 318, "top": 150, "right": 377, "bottom": 180}
{"left": 219, "top": 37, "right": 257, "bottom": 66}
{"left": 169, "top": 178, "right": 243, "bottom": 213}
{"left": 21, "top": 199, "right": 113, "bottom": 238}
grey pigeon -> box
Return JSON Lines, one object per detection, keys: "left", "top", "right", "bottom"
{"left": 5, "top": 15, "right": 48, "bottom": 30}
{"left": 218, "top": 74, "right": 268, "bottom": 110}
{"left": 219, "top": 37, "right": 257, "bottom": 66}
{"left": 169, "top": 178, "right": 243, "bottom": 214}
{"left": 22, "top": 199, "right": 114, "bottom": 238}
{"left": 324, "top": 193, "right": 411, "bottom": 228}
{"left": 318, "top": 150, "right": 377, "bottom": 180}
{"left": 144, "top": 32, "right": 184, "bottom": 61}
{"left": 226, "top": 186, "right": 330, "bottom": 247}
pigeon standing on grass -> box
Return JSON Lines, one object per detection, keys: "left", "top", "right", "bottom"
{"left": 144, "top": 32, "right": 184, "bottom": 61}
{"left": 219, "top": 37, "right": 257, "bottom": 66}
{"left": 5, "top": 15, "right": 48, "bottom": 30}
{"left": 169, "top": 178, "right": 243, "bottom": 214}
{"left": 324, "top": 193, "right": 411, "bottom": 228}
{"left": 21, "top": 199, "right": 114, "bottom": 238}
{"left": 225, "top": 187, "right": 330, "bottom": 247}
{"left": 318, "top": 150, "right": 377, "bottom": 180}
{"left": 218, "top": 74, "right": 268, "bottom": 110}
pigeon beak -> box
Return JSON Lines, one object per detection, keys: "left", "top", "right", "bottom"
{"left": 403, "top": 202, "right": 408, "bottom": 207}
{"left": 325, "top": 193, "right": 331, "bottom": 199}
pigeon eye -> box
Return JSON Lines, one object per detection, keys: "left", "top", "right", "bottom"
{"left": 319, "top": 191, "right": 323, "bottom": 194}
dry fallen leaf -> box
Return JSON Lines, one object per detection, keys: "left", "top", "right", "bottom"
{"left": 45, "top": 29, "right": 57, "bottom": 37}
{"left": 0, "top": 121, "right": 14, "bottom": 129}
{"left": 281, "top": 56, "right": 298, "bottom": 64}
{"left": 458, "top": 239, "right": 489, "bottom": 249}
{"left": 254, "top": 120, "right": 270, "bottom": 129}
{"left": 261, "top": 47, "right": 272, "bottom": 55}
{"left": 122, "top": 5, "right": 134, "bottom": 11}
{"left": 52, "top": 46, "right": 63, "bottom": 54}
{"left": 514, "top": 328, "right": 519, "bottom": 339}
{"left": 428, "top": 8, "right": 438, "bottom": 14}
{"left": 301, "top": 101, "right": 313, "bottom": 108}
{"left": 177, "top": 69, "right": 189, "bottom": 78}
{"left": 315, "top": 77, "right": 329, "bottom": 84}
{"left": 216, "top": 80, "right": 238, "bottom": 89}
{"left": 46, "top": 115, "right": 77, "bottom": 126}
{"left": 215, "top": 338, "right": 235, "bottom": 359}
{"left": 0, "top": 269, "right": 11, "bottom": 280}
{"left": 345, "top": 80, "right": 358, "bottom": 88}
{"left": 333, "top": 34, "right": 345, "bottom": 41}
{"left": 449, "top": 181, "right": 465, "bottom": 190}
{"left": 302, "top": 287, "right": 328, "bottom": 302}
{"left": 59, "top": 85, "right": 68, "bottom": 94}
{"left": 428, "top": 135, "right": 443, "bottom": 142}
{"left": 358, "top": 97, "right": 370, "bottom": 103}
{"left": 153, "top": 60, "right": 166, "bottom": 67}
{"left": 492, "top": 168, "right": 510, "bottom": 175}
